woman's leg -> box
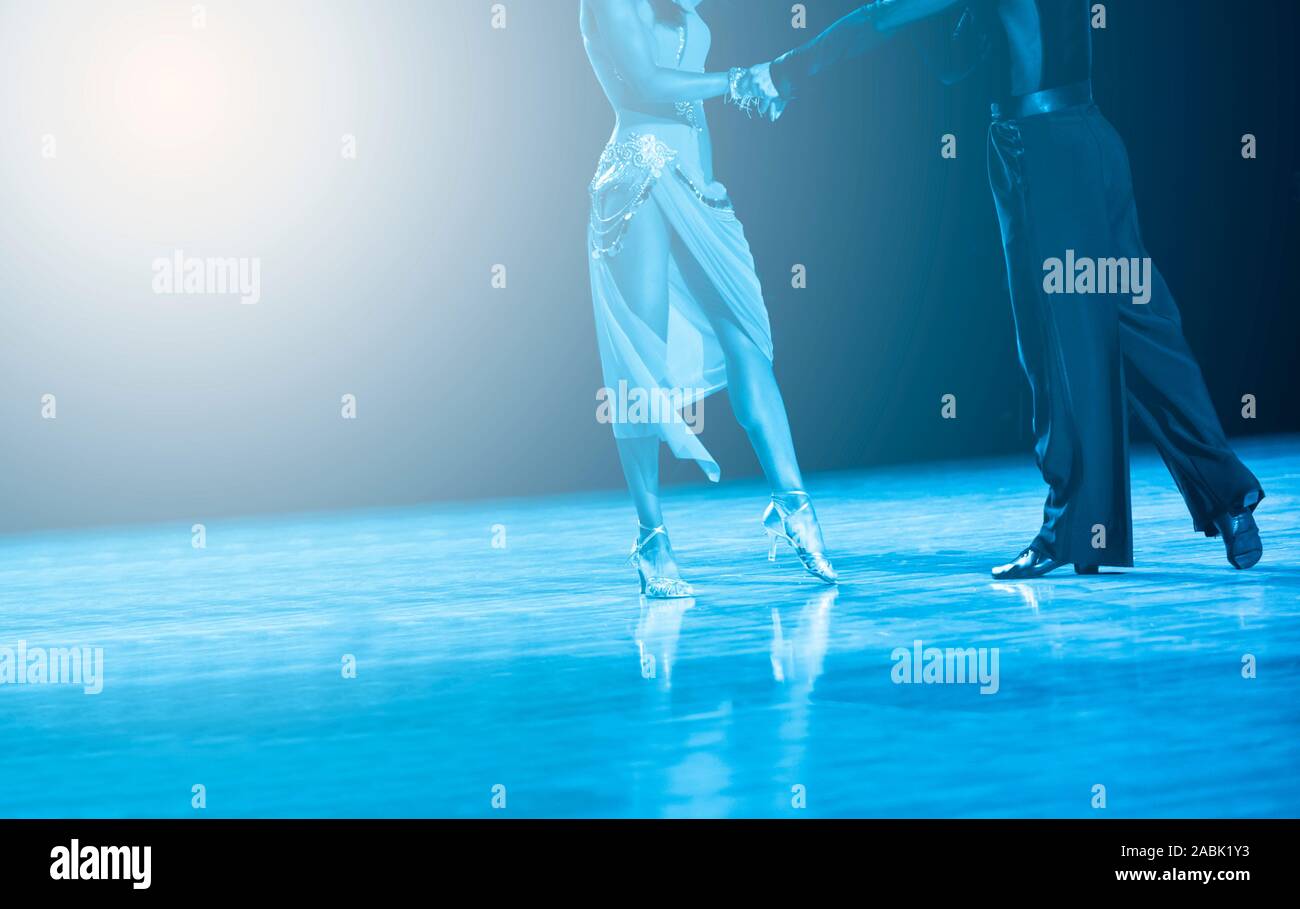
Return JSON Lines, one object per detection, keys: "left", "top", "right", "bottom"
{"left": 669, "top": 231, "right": 831, "bottom": 573}
{"left": 615, "top": 438, "right": 664, "bottom": 530}
{"left": 669, "top": 232, "right": 803, "bottom": 494}
{"left": 605, "top": 201, "right": 683, "bottom": 578}
{"left": 711, "top": 307, "right": 833, "bottom": 564}
{"left": 713, "top": 316, "right": 804, "bottom": 495}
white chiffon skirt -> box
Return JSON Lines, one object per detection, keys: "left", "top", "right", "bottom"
{"left": 588, "top": 130, "right": 773, "bottom": 482}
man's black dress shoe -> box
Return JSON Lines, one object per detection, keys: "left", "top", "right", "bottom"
{"left": 992, "top": 547, "right": 1071, "bottom": 580}
{"left": 1213, "top": 509, "right": 1262, "bottom": 570}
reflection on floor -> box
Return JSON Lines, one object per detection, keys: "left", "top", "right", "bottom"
{"left": 1, "top": 436, "right": 1297, "bottom": 817}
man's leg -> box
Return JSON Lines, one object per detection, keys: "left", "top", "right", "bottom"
{"left": 1091, "top": 109, "right": 1264, "bottom": 567}
{"left": 987, "top": 110, "right": 1133, "bottom": 577}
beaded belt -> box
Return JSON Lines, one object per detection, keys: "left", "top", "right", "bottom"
{"left": 589, "top": 133, "right": 734, "bottom": 260}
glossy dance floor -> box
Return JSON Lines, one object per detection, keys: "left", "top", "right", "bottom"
{"left": 2, "top": 436, "right": 1298, "bottom": 818}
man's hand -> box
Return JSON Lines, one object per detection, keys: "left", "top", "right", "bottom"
{"left": 732, "top": 62, "right": 788, "bottom": 122}
{"left": 750, "top": 62, "right": 788, "bottom": 122}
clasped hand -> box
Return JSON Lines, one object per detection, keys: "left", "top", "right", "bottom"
{"left": 730, "top": 62, "right": 789, "bottom": 123}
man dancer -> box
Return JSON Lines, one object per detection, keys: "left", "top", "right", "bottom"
{"left": 756, "top": 0, "right": 1264, "bottom": 578}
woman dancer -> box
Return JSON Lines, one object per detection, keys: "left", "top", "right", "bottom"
{"left": 582, "top": 0, "right": 835, "bottom": 598}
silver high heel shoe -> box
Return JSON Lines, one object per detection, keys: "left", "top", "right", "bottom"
{"left": 628, "top": 525, "right": 695, "bottom": 599}
{"left": 762, "top": 491, "right": 838, "bottom": 584}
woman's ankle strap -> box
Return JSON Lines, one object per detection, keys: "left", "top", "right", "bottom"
{"left": 637, "top": 524, "right": 668, "bottom": 543}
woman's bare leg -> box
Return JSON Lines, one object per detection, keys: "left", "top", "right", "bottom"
{"left": 605, "top": 201, "right": 683, "bottom": 579}
{"left": 670, "top": 233, "right": 804, "bottom": 494}
{"left": 671, "top": 232, "right": 830, "bottom": 563}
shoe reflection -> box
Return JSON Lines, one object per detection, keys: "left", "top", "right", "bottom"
{"left": 635, "top": 597, "right": 696, "bottom": 688}
{"left": 633, "top": 587, "right": 839, "bottom": 691}
{"left": 992, "top": 581, "right": 1047, "bottom": 614}
{"left": 770, "top": 587, "right": 838, "bottom": 688}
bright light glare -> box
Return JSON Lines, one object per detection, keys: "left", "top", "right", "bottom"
{"left": 111, "top": 34, "right": 230, "bottom": 153}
